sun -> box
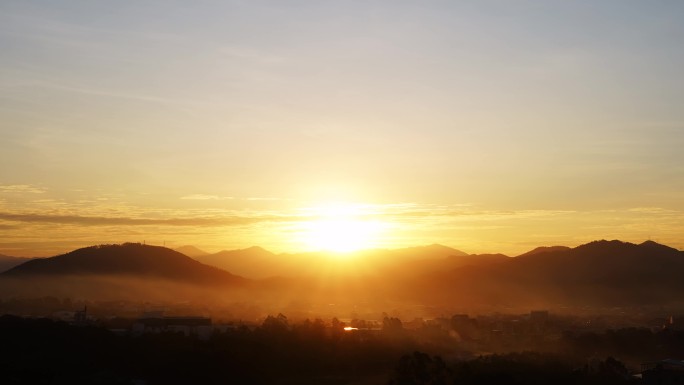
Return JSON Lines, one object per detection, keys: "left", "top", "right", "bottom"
{"left": 298, "top": 203, "right": 385, "bottom": 253}
{"left": 305, "top": 218, "right": 379, "bottom": 253}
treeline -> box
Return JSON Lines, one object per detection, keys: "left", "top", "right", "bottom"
{"left": 0, "top": 314, "right": 411, "bottom": 385}
{"left": 2, "top": 314, "right": 680, "bottom": 384}
{"left": 387, "top": 326, "right": 684, "bottom": 385}
{"left": 388, "top": 351, "right": 633, "bottom": 385}
{"left": 561, "top": 327, "right": 684, "bottom": 361}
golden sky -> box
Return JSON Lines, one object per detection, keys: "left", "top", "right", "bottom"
{"left": 1, "top": 1, "right": 683, "bottom": 256}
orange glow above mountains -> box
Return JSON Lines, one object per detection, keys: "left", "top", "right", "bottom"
{"left": 1, "top": 2, "right": 683, "bottom": 258}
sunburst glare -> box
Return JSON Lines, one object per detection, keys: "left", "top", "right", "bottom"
{"left": 297, "top": 203, "right": 388, "bottom": 253}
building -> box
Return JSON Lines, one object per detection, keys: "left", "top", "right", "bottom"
{"left": 133, "top": 316, "right": 213, "bottom": 340}
{"left": 642, "top": 359, "right": 684, "bottom": 385}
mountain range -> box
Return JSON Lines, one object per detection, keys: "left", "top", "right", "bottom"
{"left": 174, "top": 245, "right": 210, "bottom": 258}
{"left": 2, "top": 240, "right": 683, "bottom": 309}
{"left": 415, "top": 240, "right": 684, "bottom": 308}
{"left": 190, "top": 243, "right": 470, "bottom": 279}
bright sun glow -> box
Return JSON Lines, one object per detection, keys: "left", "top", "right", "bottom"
{"left": 298, "top": 203, "right": 386, "bottom": 253}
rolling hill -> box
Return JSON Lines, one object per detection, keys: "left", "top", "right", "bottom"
{"left": 2, "top": 243, "right": 245, "bottom": 286}
{"left": 3, "top": 240, "right": 683, "bottom": 310}
{"left": 417, "top": 240, "right": 684, "bottom": 307}
{"left": 196, "top": 246, "right": 281, "bottom": 279}
{"left": 0, "top": 254, "right": 32, "bottom": 274}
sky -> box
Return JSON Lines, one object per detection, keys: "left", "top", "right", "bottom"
{"left": 1, "top": 0, "right": 684, "bottom": 257}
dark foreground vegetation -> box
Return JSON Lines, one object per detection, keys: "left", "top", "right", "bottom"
{"left": 4, "top": 315, "right": 679, "bottom": 384}
{"left": 1, "top": 314, "right": 401, "bottom": 385}
{"left": 389, "top": 351, "right": 633, "bottom": 385}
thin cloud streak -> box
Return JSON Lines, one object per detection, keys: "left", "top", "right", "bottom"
{"left": 0, "top": 184, "right": 46, "bottom": 194}
{"left": 0, "top": 212, "right": 300, "bottom": 227}
{"left": 180, "top": 194, "right": 235, "bottom": 201}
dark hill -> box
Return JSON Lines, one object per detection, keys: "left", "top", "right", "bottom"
{"left": 507, "top": 240, "right": 684, "bottom": 285}
{"left": 516, "top": 246, "right": 571, "bottom": 258}
{"left": 465, "top": 253, "right": 510, "bottom": 263}
{"left": 0, "top": 254, "right": 32, "bottom": 273}
{"left": 417, "top": 240, "right": 684, "bottom": 308}
{"left": 639, "top": 239, "right": 681, "bottom": 253}
{"left": 2, "top": 243, "right": 245, "bottom": 286}
{"left": 386, "top": 252, "right": 509, "bottom": 279}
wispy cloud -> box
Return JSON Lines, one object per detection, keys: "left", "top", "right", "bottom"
{"left": 627, "top": 207, "right": 676, "bottom": 214}
{"left": 180, "top": 195, "right": 286, "bottom": 202}
{"left": 0, "top": 212, "right": 288, "bottom": 227}
{"left": 180, "top": 194, "right": 234, "bottom": 201}
{"left": 246, "top": 197, "right": 285, "bottom": 201}
{"left": 0, "top": 184, "right": 46, "bottom": 194}
{"left": 355, "top": 203, "right": 575, "bottom": 222}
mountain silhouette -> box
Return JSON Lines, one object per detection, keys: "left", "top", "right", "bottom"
{"left": 3, "top": 240, "right": 683, "bottom": 309}
{"left": 196, "top": 246, "right": 280, "bottom": 279}
{"left": 418, "top": 239, "right": 684, "bottom": 307}
{"left": 516, "top": 246, "right": 571, "bottom": 258}
{"left": 196, "top": 244, "right": 469, "bottom": 279}
{"left": 382, "top": 243, "right": 468, "bottom": 259}
{"left": 174, "top": 245, "right": 210, "bottom": 258}
{"left": 3, "top": 243, "right": 245, "bottom": 286}
{"left": 0, "top": 254, "right": 32, "bottom": 274}
{"left": 383, "top": 251, "right": 509, "bottom": 279}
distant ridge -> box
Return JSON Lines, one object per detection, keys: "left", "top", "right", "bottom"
{"left": 174, "top": 245, "right": 210, "bottom": 258}
{"left": 638, "top": 239, "right": 680, "bottom": 253}
{"left": 2, "top": 243, "right": 245, "bottom": 286}
{"left": 420, "top": 239, "right": 684, "bottom": 307}
{"left": 196, "top": 244, "right": 469, "bottom": 279}
{"left": 571, "top": 239, "right": 682, "bottom": 261}
{"left": 197, "top": 246, "right": 278, "bottom": 279}
{"left": 3, "top": 239, "right": 684, "bottom": 308}
{"left": 389, "top": 243, "right": 469, "bottom": 258}
{"left": 516, "top": 246, "right": 571, "bottom": 258}
{"left": 0, "top": 254, "right": 32, "bottom": 274}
